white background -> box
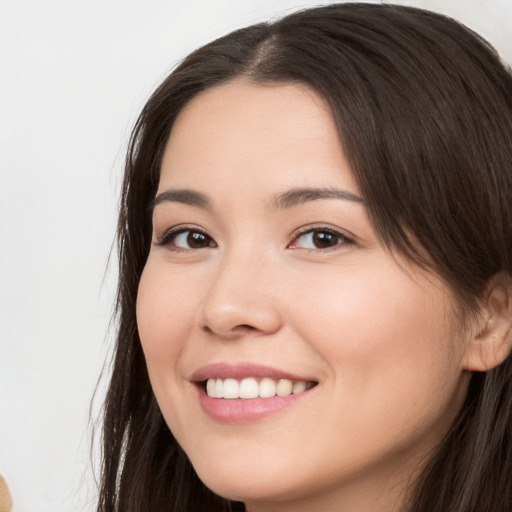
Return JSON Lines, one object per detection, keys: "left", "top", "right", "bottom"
{"left": 1, "top": 1, "right": 511, "bottom": 511}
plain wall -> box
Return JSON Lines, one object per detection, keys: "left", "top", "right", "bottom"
{"left": 1, "top": 1, "right": 510, "bottom": 510}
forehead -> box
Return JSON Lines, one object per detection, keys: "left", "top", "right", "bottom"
{"left": 158, "top": 79, "right": 359, "bottom": 196}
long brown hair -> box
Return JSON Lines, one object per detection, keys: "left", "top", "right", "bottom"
{"left": 98, "top": 4, "right": 512, "bottom": 511}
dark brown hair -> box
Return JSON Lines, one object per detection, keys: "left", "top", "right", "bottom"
{"left": 98, "top": 3, "right": 512, "bottom": 511}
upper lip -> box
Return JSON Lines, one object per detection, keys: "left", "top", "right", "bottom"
{"left": 190, "top": 363, "right": 318, "bottom": 383}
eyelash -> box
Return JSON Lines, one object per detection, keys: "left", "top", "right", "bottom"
{"left": 154, "top": 225, "right": 354, "bottom": 252}
{"left": 155, "top": 225, "right": 215, "bottom": 252}
{"left": 288, "top": 225, "right": 354, "bottom": 251}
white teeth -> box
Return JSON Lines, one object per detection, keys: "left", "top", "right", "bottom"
{"left": 276, "top": 379, "right": 293, "bottom": 397}
{"left": 205, "top": 377, "right": 311, "bottom": 399}
{"left": 214, "top": 378, "right": 223, "bottom": 398}
{"left": 239, "top": 377, "right": 259, "bottom": 399}
{"left": 292, "top": 381, "right": 307, "bottom": 394}
{"left": 258, "top": 377, "right": 276, "bottom": 398}
{"left": 222, "top": 379, "right": 240, "bottom": 398}
{"left": 206, "top": 378, "right": 216, "bottom": 397}
{"left": 223, "top": 378, "right": 239, "bottom": 399}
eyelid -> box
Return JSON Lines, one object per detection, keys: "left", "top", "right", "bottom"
{"left": 154, "top": 223, "right": 355, "bottom": 251}
{"left": 287, "top": 224, "right": 355, "bottom": 250}
{"left": 154, "top": 224, "right": 216, "bottom": 249}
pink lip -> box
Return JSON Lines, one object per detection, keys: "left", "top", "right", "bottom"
{"left": 197, "top": 392, "right": 310, "bottom": 424}
{"left": 190, "top": 363, "right": 318, "bottom": 424}
{"left": 190, "top": 362, "right": 315, "bottom": 382}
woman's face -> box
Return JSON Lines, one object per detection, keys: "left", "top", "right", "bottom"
{"left": 137, "top": 80, "right": 472, "bottom": 512}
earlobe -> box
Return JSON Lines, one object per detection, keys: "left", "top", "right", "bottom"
{"left": 462, "top": 273, "right": 512, "bottom": 372}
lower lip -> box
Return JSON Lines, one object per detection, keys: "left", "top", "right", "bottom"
{"left": 197, "top": 387, "right": 312, "bottom": 424}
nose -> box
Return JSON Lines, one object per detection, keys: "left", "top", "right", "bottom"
{"left": 198, "top": 251, "right": 282, "bottom": 340}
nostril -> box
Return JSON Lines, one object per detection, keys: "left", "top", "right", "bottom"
{"left": 201, "top": 323, "right": 256, "bottom": 335}
{"left": 238, "top": 324, "right": 256, "bottom": 330}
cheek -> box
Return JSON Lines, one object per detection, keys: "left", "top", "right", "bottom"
{"left": 289, "top": 263, "right": 461, "bottom": 400}
{"left": 281, "top": 264, "right": 467, "bottom": 477}
{"left": 136, "top": 262, "right": 204, "bottom": 438}
{"left": 136, "top": 263, "right": 195, "bottom": 379}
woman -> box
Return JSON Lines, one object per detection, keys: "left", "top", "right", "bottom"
{"left": 98, "top": 3, "right": 512, "bottom": 511}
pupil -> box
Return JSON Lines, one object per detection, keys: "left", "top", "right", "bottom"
{"left": 313, "top": 231, "right": 337, "bottom": 248}
{"left": 188, "top": 232, "right": 208, "bottom": 248}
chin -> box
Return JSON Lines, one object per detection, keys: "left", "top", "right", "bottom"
{"left": 192, "top": 458, "right": 302, "bottom": 504}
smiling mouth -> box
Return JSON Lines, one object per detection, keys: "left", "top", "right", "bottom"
{"left": 202, "top": 377, "right": 318, "bottom": 399}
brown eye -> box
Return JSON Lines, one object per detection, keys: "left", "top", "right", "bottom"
{"left": 157, "top": 229, "right": 216, "bottom": 250}
{"left": 186, "top": 231, "right": 212, "bottom": 249}
{"left": 290, "top": 228, "right": 353, "bottom": 250}
{"left": 311, "top": 231, "right": 339, "bottom": 249}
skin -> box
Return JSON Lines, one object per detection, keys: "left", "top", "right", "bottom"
{"left": 136, "top": 80, "right": 474, "bottom": 512}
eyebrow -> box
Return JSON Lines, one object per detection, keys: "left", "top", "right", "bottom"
{"left": 270, "top": 187, "right": 364, "bottom": 209}
{"left": 150, "top": 186, "right": 364, "bottom": 212}
{"left": 150, "top": 189, "right": 211, "bottom": 211}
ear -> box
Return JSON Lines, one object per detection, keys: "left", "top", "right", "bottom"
{"left": 462, "top": 273, "right": 512, "bottom": 372}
